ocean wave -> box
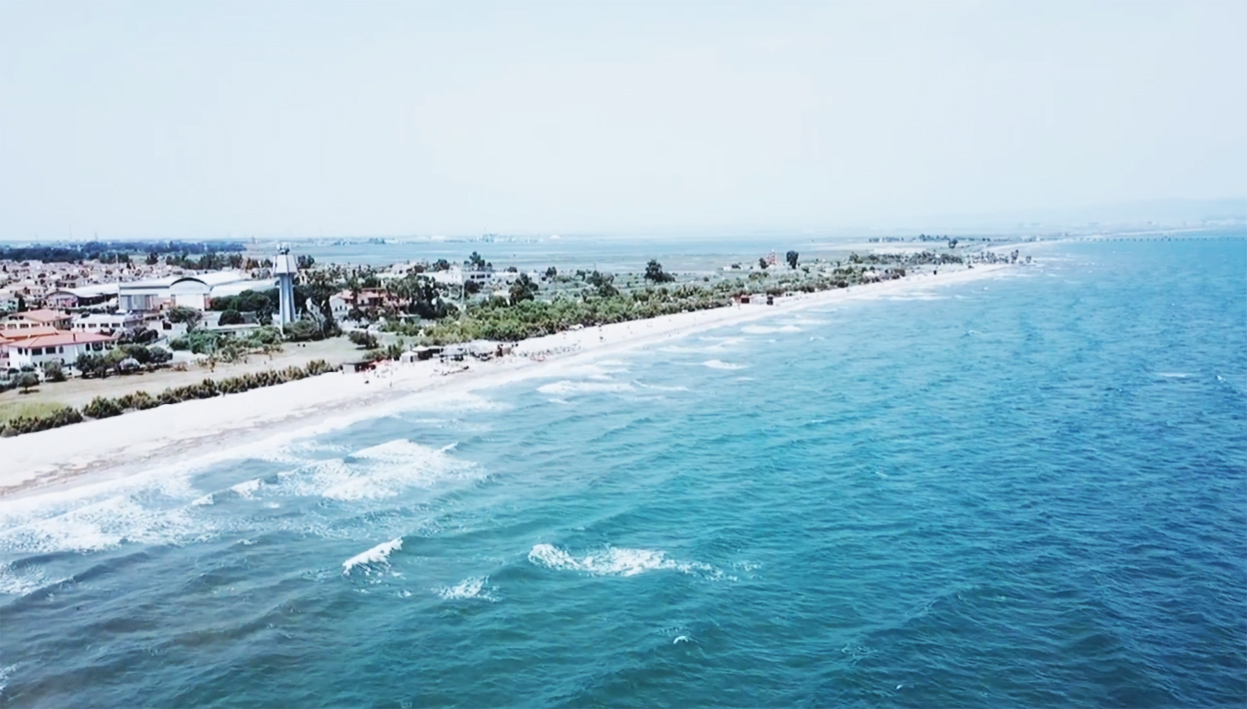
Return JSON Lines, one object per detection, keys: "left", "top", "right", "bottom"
{"left": 276, "top": 439, "right": 477, "bottom": 501}
{"left": 527, "top": 543, "right": 725, "bottom": 579}
{"left": 1155, "top": 372, "right": 1192, "bottom": 378}
{"left": 703, "top": 360, "right": 746, "bottom": 370}
{"left": 633, "top": 381, "right": 689, "bottom": 392}
{"left": 0, "top": 495, "right": 207, "bottom": 555}
{"left": 741, "top": 325, "right": 801, "bottom": 335}
{"left": 342, "top": 537, "right": 403, "bottom": 575}
{"left": 536, "top": 380, "right": 635, "bottom": 395}
{"left": 229, "top": 479, "right": 262, "bottom": 498}
{"left": 436, "top": 575, "right": 495, "bottom": 601}
{"left": 0, "top": 563, "right": 60, "bottom": 597}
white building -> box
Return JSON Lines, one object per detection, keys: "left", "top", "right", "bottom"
{"left": 118, "top": 272, "right": 277, "bottom": 312}
{"left": 72, "top": 311, "right": 146, "bottom": 334}
{"left": 6, "top": 331, "right": 116, "bottom": 369}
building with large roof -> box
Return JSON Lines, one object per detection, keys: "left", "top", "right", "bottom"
{"left": 118, "top": 272, "right": 276, "bottom": 312}
{"left": 5, "top": 331, "right": 116, "bottom": 369}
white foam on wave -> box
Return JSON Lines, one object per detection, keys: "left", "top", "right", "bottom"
{"left": 881, "top": 292, "right": 947, "bottom": 301}
{"left": 0, "top": 562, "right": 59, "bottom": 597}
{"left": 278, "top": 439, "right": 477, "bottom": 501}
{"left": 342, "top": 537, "right": 403, "bottom": 575}
{"left": 703, "top": 359, "right": 746, "bottom": 371}
{"left": 229, "top": 479, "right": 262, "bottom": 498}
{"left": 436, "top": 575, "right": 495, "bottom": 601}
{"left": 633, "top": 381, "right": 689, "bottom": 392}
{"left": 0, "top": 493, "right": 207, "bottom": 555}
{"left": 536, "top": 380, "right": 635, "bottom": 396}
{"left": 1155, "top": 372, "right": 1192, "bottom": 378}
{"left": 741, "top": 325, "right": 801, "bottom": 335}
{"left": 527, "top": 543, "right": 725, "bottom": 579}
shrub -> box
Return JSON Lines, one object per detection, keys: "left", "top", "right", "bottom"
{"left": 2, "top": 406, "right": 83, "bottom": 435}
{"left": 41, "top": 360, "right": 66, "bottom": 383}
{"left": 217, "top": 309, "right": 245, "bottom": 326}
{"left": 83, "top": 396, "right": 124, "bottom": 419}
{"left": 348, "top": 330, "right": 378, "bottom": 349}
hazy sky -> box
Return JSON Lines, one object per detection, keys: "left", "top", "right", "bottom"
{"left": 1, "top": 0, "right": 1244, "bottom": 239}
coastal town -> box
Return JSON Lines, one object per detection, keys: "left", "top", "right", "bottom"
{"left": 0, "top": 237, "right": 1019, "bottom": 437}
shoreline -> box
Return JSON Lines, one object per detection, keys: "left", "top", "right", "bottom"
{"left": 0, "top": 265, "right": 1009, "bottom": 499}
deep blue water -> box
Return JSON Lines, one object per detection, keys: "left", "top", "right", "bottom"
{"left": 1, "top": 235, "right": 1245, "bottom": 707}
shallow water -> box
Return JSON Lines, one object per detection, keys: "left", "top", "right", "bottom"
{"left": 1, "top": 235, "right": 1244, "bottom": 707}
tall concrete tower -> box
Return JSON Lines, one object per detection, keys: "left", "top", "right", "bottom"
{"left": 273, "top": 246, "right": 298, "bottom": 326}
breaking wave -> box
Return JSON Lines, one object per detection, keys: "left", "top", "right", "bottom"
{"left": 436, "top": 575, "right": 495, "bottom": 601}
{"left": 536, "top": 380, "right": 635, "bottom": 395}
{"left": 741, "top": 325, "right": 801, "bottom": 335}
{"left": 342, "top": 537, "right": 403, "bottom": 575}
{"left": 276, "top": 439, "right": 476, "bottom": 501}
{"left": 527, "top": 543, "right": 726, "bottom": 579}
{"left": 703, "top": 360, "right": 746, "bottom": 370}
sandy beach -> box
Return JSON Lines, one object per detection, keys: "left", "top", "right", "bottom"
{"left": 0, "top": 265, "right": 1008, "bottom": 498}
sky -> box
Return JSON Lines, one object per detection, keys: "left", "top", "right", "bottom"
{"left": 0, "top": 0, "right": 1244, "bottom": 240}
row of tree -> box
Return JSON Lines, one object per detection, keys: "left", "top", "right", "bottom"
{"left": 1, "top": 360, "right": 336, "bottom": 437}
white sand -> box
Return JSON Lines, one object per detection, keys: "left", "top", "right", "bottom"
{"left": 0, "top": 265, "right": 1009, "bottom": 497}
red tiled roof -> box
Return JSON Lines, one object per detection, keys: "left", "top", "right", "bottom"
{"left": 0, "top": 325, "right": 61, "bottom": 341}
{"left": 14, "top": 331, "right": 115, "bottom": 349}
{"left": 7, "top": 309, "right": 70, "bottom": 323}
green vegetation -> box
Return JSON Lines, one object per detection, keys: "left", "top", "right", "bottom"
{"left": 0, "top": 360, "right": 337, "bottom": 437}
{"left": 77, "top": 345, "right": 175, "bottom": 377}
{"left": 644, "top": 259, "right": 676, "bottom": 283}
{"left": 168, "top": 327, "right": 283, "bottom": 363}
{"left": 348, "top": 330, "right": 379, "bottom": 349}
{"left": 377, "top": 251, "right": 929, "bottom": 346}
{"left": 0, "top": 240, "right": 245, "bottom": 264}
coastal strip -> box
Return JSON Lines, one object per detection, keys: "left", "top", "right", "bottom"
{"left": 0, "top": 265, "right": 1008, "bottom": 498}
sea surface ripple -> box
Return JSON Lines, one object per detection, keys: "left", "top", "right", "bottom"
{"left": 1, "top": 236, "right": 1244, "bottom": 707}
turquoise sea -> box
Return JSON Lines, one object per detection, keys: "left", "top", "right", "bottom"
{"left": 1, "top": 235, "right": 1244, "bottom": 707}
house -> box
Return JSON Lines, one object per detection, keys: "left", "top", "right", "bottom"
{"left": 0, "top": 289, "right": 20, "bottom": 312}
{"left": 6, "top": 331, "right": 117, "bottom": 369}
{"left": 72, "top": 311, "right": 146, "bottom": 334}
{"left": 0, "top": 309, "right": 73, "bottom": 330}
{"left": 329, "top": 290, "right": 353, "bottom": 320}
{"left": 44, "top": 290, "right": 79, "bottom": 310}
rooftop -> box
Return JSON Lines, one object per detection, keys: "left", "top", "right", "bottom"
{"left": 12, "top": 331, "right": 116, "bottom": 349}
{"left": 5, "top": 308, "right": 70, "bottom": 322}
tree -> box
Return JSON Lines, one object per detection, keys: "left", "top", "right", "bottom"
{"left": 15, "top": 371, "right": 39, "bottom": 394}
{"left": 166, "top": 306, "right": 202, "bottom": 326}
{"left": 433, "top": 259, "right": 451, "bottom": 271}
{"left": 297, "top": 255, "right": 316, "bottom": 269}
{"left": 587, "top": 270, "right": 618, "bottom": 297}
{"left": 75, "top": 352, "right": 106, "bottom": 377}
{"left": 545, "top": 266, "right": 557, "bottom": 280}
{"left": 758, "top": 257, "right": 769, "bottom": 270}
{"left": 464, "top": 279, "right": 481, "bottom": 296}
{"left": 348, "top": 330, "right": 379, "bottom": 349}
{"left": 509, "top": 273, "right": 538, "bottom": 303}
{"left": 218, "top": 309, "right": 244, "bottom": 326}
{"left": 466, "top": 251, "right": 487, "bottom": 270}
{"left": 147, "top": 346, "right": 173, "bottom": 364}
{"left": 41, "top": 360, "right": 66, "bottom": 383}
{"left": 644, "top": 259, "right": 675, "bottom": 283}
{"left": 283, "top": 318, "right": 320, "bottom": 342}
{"left": 948, "top": 239, "right": 959, "bottom": 249}
{"left": 786, "top": 250, "right": 799, "bottom": 269}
